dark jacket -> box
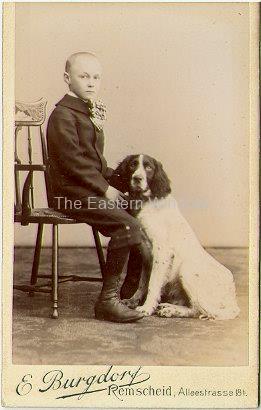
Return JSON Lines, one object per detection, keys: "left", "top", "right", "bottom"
{"left": 47, "top": 94, "right": 113, "bottom": 200}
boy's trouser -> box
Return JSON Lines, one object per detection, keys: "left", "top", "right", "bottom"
{"left": 57, "top": 196, "right": 147, "bottom": 250}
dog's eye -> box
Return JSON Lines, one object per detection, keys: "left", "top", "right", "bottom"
{"left": 145, "top": 165, "right": 153, "bottom": 171}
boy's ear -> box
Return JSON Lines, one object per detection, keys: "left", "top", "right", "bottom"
{"left": 64, "top": 72, "right": 70, "bottom": 85}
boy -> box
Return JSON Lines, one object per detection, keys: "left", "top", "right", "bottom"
{"left": 47, "top": 52, "right": 151, "bottom": 323}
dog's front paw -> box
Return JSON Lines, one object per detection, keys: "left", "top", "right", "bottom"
{"left": 155, "top": 303, "right": 173, "bottom": 318}
{"left": 121, "top": 297, "right": 140, "bottom": 309}
{"left": 136, "top": 305, "right": 154, "bottom": 316}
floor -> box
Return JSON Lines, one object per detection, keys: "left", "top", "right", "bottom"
{"left": 12, "top": 247, "right": 248, "bottom": 366}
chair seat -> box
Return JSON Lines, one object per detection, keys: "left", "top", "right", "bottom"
{"left": 15, "top": 208, "right": 78, "bottom": 224}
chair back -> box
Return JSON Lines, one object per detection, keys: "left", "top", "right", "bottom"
{"left": 15, "top": 99, "right": 54, "bottom": 215}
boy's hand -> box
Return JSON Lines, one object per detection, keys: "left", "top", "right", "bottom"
{"left": 105, "top": 186, "right": 126, "bottom": 202}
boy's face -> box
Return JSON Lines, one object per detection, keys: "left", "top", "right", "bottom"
{"left": 64, "top": 55, "right": 102, "bottom": 101}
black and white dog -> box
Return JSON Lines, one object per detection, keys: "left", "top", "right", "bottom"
{"left": 112, "top": 154, "right": 240, "bottom": 320}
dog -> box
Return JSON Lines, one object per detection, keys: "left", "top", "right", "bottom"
{"left": 111, "top": 154, "right": 240, "bottom": 320}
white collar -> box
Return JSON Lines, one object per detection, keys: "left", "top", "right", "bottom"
{"left": 67, "top": 91, "right": 82, "bottom": 100}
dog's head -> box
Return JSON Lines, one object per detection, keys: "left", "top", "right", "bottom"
{"left": 110, "top": 154, "right": 171, "bottom": 200}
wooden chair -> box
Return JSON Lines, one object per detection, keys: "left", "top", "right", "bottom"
{"left": 14, "top": 98, "right": 106, "bottom": 318}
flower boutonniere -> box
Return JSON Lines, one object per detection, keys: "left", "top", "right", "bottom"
{"left": 87, "top": 99, "right": 107, "bottom": 131}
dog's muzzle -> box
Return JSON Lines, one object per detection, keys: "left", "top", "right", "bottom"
{"left": 130, "top": 175, "right": 148, "bottom": 192}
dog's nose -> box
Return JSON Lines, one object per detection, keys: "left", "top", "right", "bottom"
{"left": 133, "top": 175, "right": 143, "bottom": 183}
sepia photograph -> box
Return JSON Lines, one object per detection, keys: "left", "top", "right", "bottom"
{"left": 2, "top": 2, "right": 259, "bottom": 408}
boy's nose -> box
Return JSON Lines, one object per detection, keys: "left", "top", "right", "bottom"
{"left": 86, "top": 78, "right": 95, "bottom": 86}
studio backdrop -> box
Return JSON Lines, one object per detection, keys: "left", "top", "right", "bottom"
{"left": 15, "top": 2, "right": 249, "bottom": 247}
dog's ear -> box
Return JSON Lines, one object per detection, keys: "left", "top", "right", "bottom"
{"left": 149, "top": 160, "right": 171, "bottom": 199}
{"left": 109, "top": 155, "right": 133, "bottom": 193}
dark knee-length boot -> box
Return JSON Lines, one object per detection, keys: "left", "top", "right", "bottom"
{"left": 120, "top": 247, "right": 142, "bottom": 300}
{"left": 94, "top": 245, "right": 144, "bottom": 323}
{"left": 120, "top": 234, "right": 153, "bottom": 302}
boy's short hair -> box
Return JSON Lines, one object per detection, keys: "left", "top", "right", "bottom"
{"left": 65, "top": 52, "right": 98, "bottom": 73}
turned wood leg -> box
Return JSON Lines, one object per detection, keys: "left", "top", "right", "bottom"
{"left": 51, "top": 224, "right": 59, "bottom": 319}
{"left": 29, "top": 223, "right": 44, "bottom": 297}
{"left": 92, "top": 228, "right": 106, "bottom": 279}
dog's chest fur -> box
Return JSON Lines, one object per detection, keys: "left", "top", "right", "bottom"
{"left": 136, "top": 195, "right": 179, "bottom": 283}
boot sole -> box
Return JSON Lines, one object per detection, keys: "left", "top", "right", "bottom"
{"left": 95, "top": 311, "right": 144, "bottom": 323}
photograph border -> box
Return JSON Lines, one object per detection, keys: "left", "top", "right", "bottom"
{"left": 2, "top": 2, "right": 259, "bottom": 408}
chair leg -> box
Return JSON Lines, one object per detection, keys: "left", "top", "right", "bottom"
{"left": 29, "top": 223, "right": 44, "bottom": 296}
{"left": 92, "top": 228, "right": 106, "bottom": 279}
{"left": 51, "top": 224, "right": 59, "bottom": 319}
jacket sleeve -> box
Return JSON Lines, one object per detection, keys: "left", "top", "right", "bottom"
{"left": 47, "top": 109, "right": 110, "bottom": 196}
{"left": 104, "top": 167, "right": 115, "bottom": 180}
